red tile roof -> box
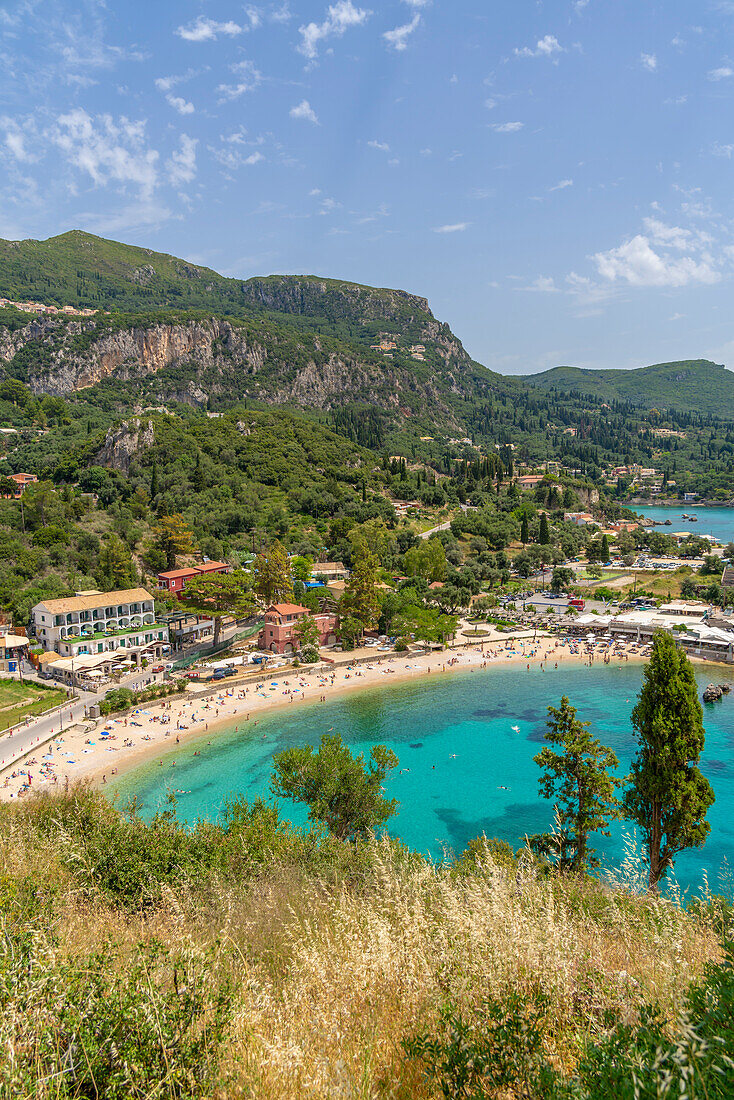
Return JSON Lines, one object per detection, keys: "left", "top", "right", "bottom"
{"left": 267, "top": 603, "right": 309, "bottom": 615}
{"left": 158, "top": 568, "right": 199, "bottom": 580}
{"left": 195, "top": 561, "right": 230, "bottom": 573}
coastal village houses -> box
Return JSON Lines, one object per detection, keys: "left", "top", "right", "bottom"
{"left": 259, "top": 603, "right": 338, "bottom": 655}
{"left": 157, "top": 560, "right": 231, "bottom": 593}
{"left": 31, "top": 588, "right": 168, "bottom": 669}
{"left": 2, "top": 472, "right": 38, "bottom": 499}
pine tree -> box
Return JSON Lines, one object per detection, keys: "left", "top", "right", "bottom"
{"left": 533, "top": 696, "right": 621, "bottom": 871}
{"left": 340, "top": 547, "right": 380, "bottom": 640}
{"left": 153, "top": 514, "right": 195, "bottom": 570}
{"left": 253, "top": 540, "right": 294, "bottom": 604}
{"left": 150, "top": 461, "right": 159, "bottom": 499}
{"left": 623, "top": 631, "right": 715, "bottom": 890}
{"left": 539, "top": 512, "right": 550, "bottom": 544}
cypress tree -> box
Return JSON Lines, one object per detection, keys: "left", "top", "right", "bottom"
{"left": 539, "top": 512, "right": 550, "bottom": 544}
{"left": 623, "top": 631, "right": 715, "bottom": 890}
{"left": 520, "top": 514, "right": 529, "bottom": 545}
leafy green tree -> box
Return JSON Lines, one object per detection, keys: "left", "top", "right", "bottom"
{"left": 270, "top": 733, "right": 399, "bottom": 841}
{"left": 153, "top": 514, "right": 196, "bottom": 570}
{"left": 294, "top": 612, "right": 319, "bottom": 650}
{"left": 348, "top": 519, "right": 397, "bottom": 567}
{"left": 538, "top": 513, "right": 550, "bottom": 545}
{"left": 291, "top": 555, "right": 314, "bottom": 583}
{"left": 533, "top": 696, "right": 621, "bottom": 872}
{"left": 179, "top": 570, "right": 256, "bottom": 645}
{"left": 404, "top": 537, "right": 447, "bottom": 582}
{"left": 96, "top": 534, "right": 136, "bottom": 591}
{"left": 393, "top": 604, "right": 457, "bottom": 644}
{"left": 623, "top": 630, "right": 715, "bottom": 890}
{"left": 550, "top": 567, "right": 573, "bottom": 593}
{"left": 253, "top": 540, "right": 294, "bottom": 604}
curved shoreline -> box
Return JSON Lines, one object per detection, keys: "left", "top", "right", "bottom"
{"left": 1, "top": 635, "right": 654, "bottom": 803}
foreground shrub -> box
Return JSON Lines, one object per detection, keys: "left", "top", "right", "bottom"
{"left": 403, "top": 941, "right": 734, "bottom": 1099}
{"left": 0, "top": 903, "right": 231, "bottom": 1099}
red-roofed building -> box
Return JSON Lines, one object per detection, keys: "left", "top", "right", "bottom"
{"left": 2, "top": 472, "right": 38, "bottom": 499}
{"left": 259, "top": 603, "right": 339, "bottom": 654}
{"left": 157, "top": 560, "right": 231, "bottom": 593}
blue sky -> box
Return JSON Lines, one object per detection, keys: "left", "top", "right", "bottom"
{"left": 2, "top": 0, "right": 734, "bottom": 374}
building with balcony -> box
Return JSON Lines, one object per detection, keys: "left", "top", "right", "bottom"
{"left": 31, "top": 588, "right": 168, "bottom": 661}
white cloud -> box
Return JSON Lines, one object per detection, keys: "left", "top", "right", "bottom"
{"left": 524, "top": 276, "right": 560, "bottom": 292}
{"left": 212, "top": 130, "right": 266, "bottom": 171}
{"left": 168, "top": 95, "right": 195, "bottom": 115}
{"left": 0, "top": 116, "right": 33, "bottom": 162}
{"left": 290, "top": 98, "right": 319, "bottom": 123}
{"left": 433, "top": 222, "right": 469, "bottom": 233}
{"left": 640, "top": 52, "right": 657, "bottom": 71}
{"left": 166, "top": 134, "right": 198, "bottom": 186}
{"left": 246, "top": 6, "right": 262, "bottom": 28}
{"left": 515, "top": 34, "right": 563, "bottom": 59}
{"left": 641, "top": 216, "right": 699, "bottom": 250}
{"left": 217, "top": 60, "right": 262, "bottom": 100}
{"left": 383, "top": 12, "right": 420, "bottom": 51}
{"left": 176, "top": 17, "right": 243, "bottom": 42}
{"left": 155, "top": 74, "right": 196, "bottom": 114}
{"left": 491, "top": 121, "right": 524, "bottom": 133}
{"left": 549, "top": 178, "right": 573, "bottom": 191}
{"left": 713, "top": 142, "right": 734, "bottom": 157}
{"left": 298, "top": 1, "right": 370, "bottom": 60}
{"left": 709, "top": 65, "right": 734, "bottom": 80}
{"left": 593, "top": 233, "right": 719, "bottom": 287}
{"left": 368, "top": 139, "right": 390, "bottom": 151}
{"left": 51, "top": 109, "right": 159, "bottom": 198}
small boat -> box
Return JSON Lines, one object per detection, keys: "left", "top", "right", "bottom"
{"left": 664, "top": 519, "right": 672, "bottom": 525}
{"left": 682, "top": 513, "right": 689, "bottom": 519}
{"left": 511, "top": 725, "right": 520, "bottom": 733}
{"left": 689, "top": 515, "right": 698, "bottom": 522}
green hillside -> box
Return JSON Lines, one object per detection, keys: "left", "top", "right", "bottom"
{"left": 521, "top": 360, "right": 734, "bottom": 417}
{"left": 0, "top": 231, "right": 436, "bottom": 343}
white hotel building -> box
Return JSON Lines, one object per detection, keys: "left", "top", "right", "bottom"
{"left": 31, "top": 588, "right": 168, "bottom": 660}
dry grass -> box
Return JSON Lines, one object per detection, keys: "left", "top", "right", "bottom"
{"left": 0, "top": 805, "right": 724, "bottom": 1099}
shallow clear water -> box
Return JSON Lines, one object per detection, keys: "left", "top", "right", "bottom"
{"left": 111, "top": 662, "right": 734, "bottom": 896}
{"left": 638, "top": 504, "right": 734, "bottom": 545}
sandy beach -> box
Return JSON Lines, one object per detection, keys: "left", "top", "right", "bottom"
{"left": 0, "top": 632, "right": 654, "bottom": 803}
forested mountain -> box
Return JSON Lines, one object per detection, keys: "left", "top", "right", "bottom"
{"left": 521, "top": 360, "right": 734, "bottom": 417}
{"left": 3, "top": 231, "right": 734, "bottom": 500}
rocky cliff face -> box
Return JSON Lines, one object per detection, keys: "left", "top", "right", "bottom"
{"left": 0, "top": 311, "right": 481, "bottom": 424}
{"left": 96, "top": 418, "right": 156, "bottom": 471}
{"left": 240, "top": 275, "right": 431, "bottom": 324}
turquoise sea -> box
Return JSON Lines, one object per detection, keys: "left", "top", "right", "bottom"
{"left": 638, "top": 503, "right": 734, "bottom": 545}
{"left": 112, "top": 663, "right": 734, "bottom": 897}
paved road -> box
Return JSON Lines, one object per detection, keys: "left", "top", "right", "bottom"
{"left": 418, "top": 521, "right": 452, "bottom": 540}
{"left": 0, "top": 664, "right": 166, "bottom": 773}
